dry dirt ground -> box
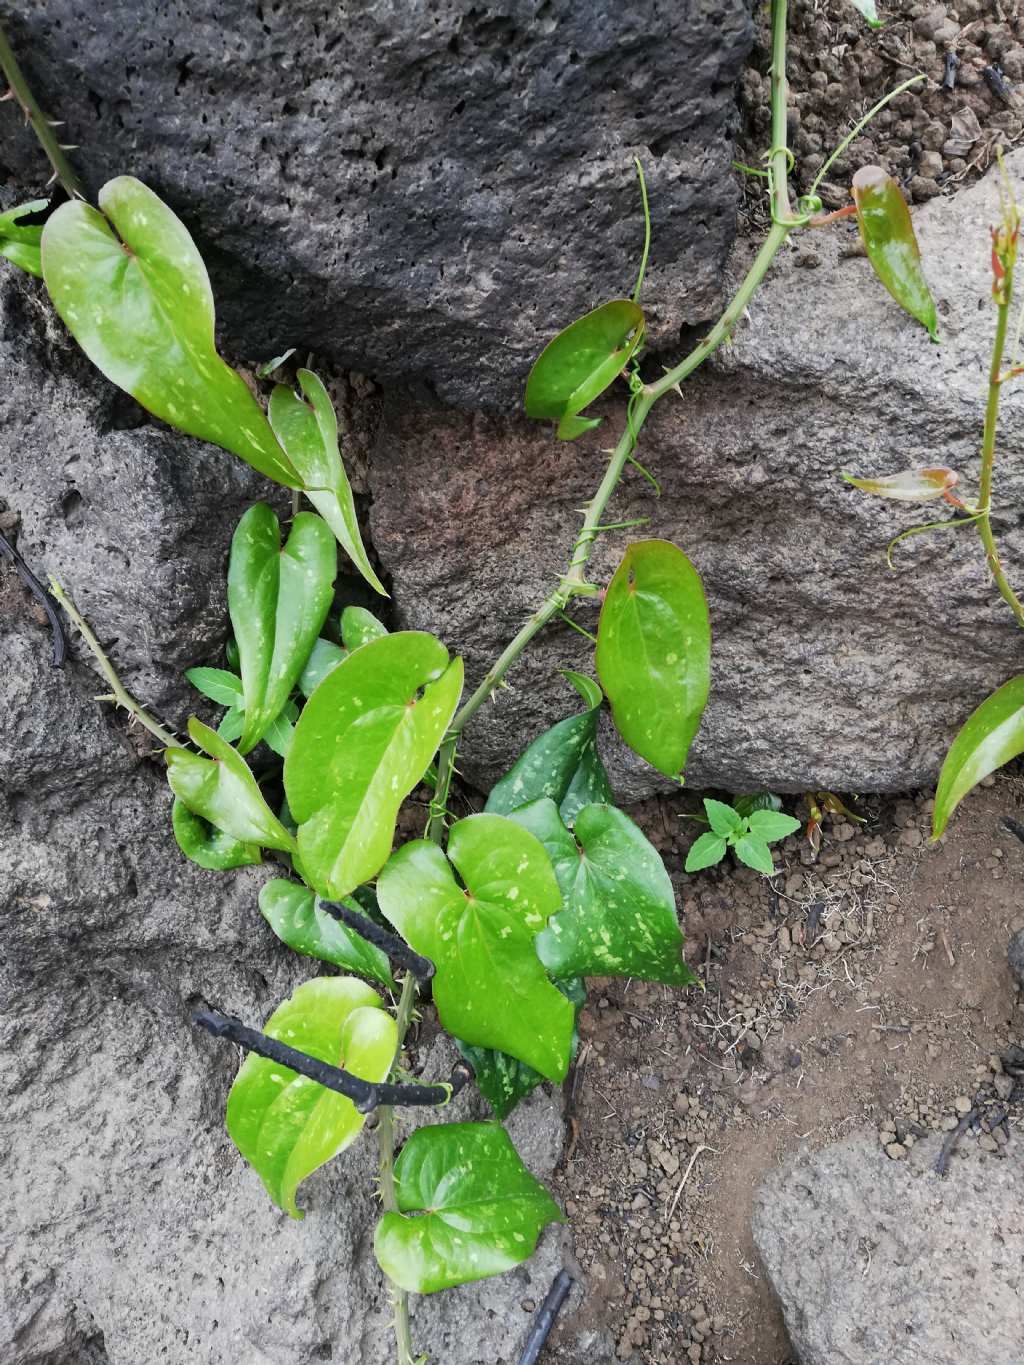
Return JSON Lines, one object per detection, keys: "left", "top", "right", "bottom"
{"left": 539, "top": 774, "right": 1024, "bottom": 1365}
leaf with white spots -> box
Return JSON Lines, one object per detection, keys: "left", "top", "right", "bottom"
{"left": 511, "top": 798, "right": 697, "bottom": 986}
{"left": 595, "top": 539, "right": 710, "bottom": 779}
{"left": 298, "top": 637, "right": 347, "bottom": 697}
{"left": 486, "top": 670, "right": 612, "bottom": 825}
{"left": 228, "top": 503, "right": 336, "bottom": 754}
{"left": 377, "top": 814, "right": 574, "bottom": 1081}
{"left": 171, "top": 797, "right": 262, "bottom": 871}
{"left": 226, "top": 977, "right": 396, "bottom": 1218}
{"left": 340, "top": 605, "right": 388, "bottom": 650}
{"left": 374, "top": 1122, "right": 564, "bottom": 1293}
{"left": 258, "top": 878, "right": 394, "bottom": 988}
{"left": 40, "top": 177, "right": 300, "bottom": 487}
{"left": 284, "top": 632, "right": 463, "bottom": 898}
{"left": 268, "top": 370, "right": 387, "bottom": 595}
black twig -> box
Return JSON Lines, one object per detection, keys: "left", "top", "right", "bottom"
{"left": 193, "top": 1009, "right": 472, "bottom": 1113}
{"left": 517, "top": 1269, "right": 574, "bottom": 1365}
{"left": 983, "top": 65, "right": 1014, "bottom": 105}
{"left": 320, "top": 899, "right": 435, "bottom": 980}
{"left": 0, "top": 529, "right": 67, "bottom": 666}
{"left": 933, "top": 1107, "right": 978, "bottom": 1177}
{"left": 1000, "top": 816, "right": 1024, "bottom": 847}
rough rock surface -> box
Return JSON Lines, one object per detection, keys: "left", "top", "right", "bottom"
{"left": 0, "top": 0, "right": 751, "bottom": 408}
{"left": 368, "top": 149, "right": 1024, "bottom": 797}
{"left": 752, "top": 1130, "right": 1024, "bottom": 1365}
{"left": 0, "top": 277, "right": 573, "bottom": 1365}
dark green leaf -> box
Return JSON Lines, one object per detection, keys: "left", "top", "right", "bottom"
{"left": 684, "top": 832, "right": 727, "bottom": 872}
{"left": 268, "top": 369, "right": 387, "bottom": 594}
{"left": 284, "top": 632, "right": 463, "bottom": 898}
{"left": 511, "top": 799, "right": 696, "bottom": 986}
{"left": 374, "top": 1122, "right": 564, "bottom": 1293}
{"left": 185, "top": 665, "right": 244, "bottom": 707}
{"left": 733, "top": 835, "right": 776, "bottom": 875}
{"left": 40, "top": 178, "right": 300, "bottom": 486}
{"left": 377, "top": 814, "right": 574, "bottom": 1081}
{"left": 226, "top": 977, "right": 396, "bottom": 1218}
{"left": 227, "top": 503, "right": 336, "bottom": 754}
{"left": 0, "top": 199, "right": 47, "bottom": 277}
{"left": 704, "top": 799, "right": 743, "bottom": 838}
{"left": 852, "top": 166, "right": 937, "bottom": 340}
{"left": 732, "top": 792, "right": 782, "bottom": 819}
{"left": 486, "top": 670, "right": 611, "bottom": 825}
{"left": 524, "top": 299, "right": 645, "bottom": 441}
{"left": 595, "top": 539, "right": 711, "bottom": 778}
{"left": 933, "top": 676, "right": 1024, "bottom": 838}
{"left": 171, "top": 797, "right": 261, "bottom": 870}
{"left": 745, "top": 810, "right": 801, "bottom": 843}
{"left": 258, "top": 879, "right": 394, "bottom": 987}
{"left": 340, "top": 604, "right": 388, "bottom": 650}
{"left": 166, "top": 717, "right": 296, "bottom": 852}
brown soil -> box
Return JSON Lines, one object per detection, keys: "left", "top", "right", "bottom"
{"left": 546, "top": 776, "right": 1024, "bottom": 1364}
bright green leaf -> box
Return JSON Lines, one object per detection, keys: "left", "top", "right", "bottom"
{"left": 745, "top": 809, "right": 801, "bottom": 843}
{"left": 704, "top": 798, "right": 743, "bottom": 838}
{"left": 227, "top": 503, "right": 336, "bottom": 753}
{"left": 217, "top": 707, "right": 246, "bottom": 743}
{"left": 525, "top": 300, "right": 645, "bottom": 441}
{"left": 340, "top": 604, "right": 388, "bottom": 651}
{"left": 486, "top": 670, "right": 611, "bottom": 825}
{"left": 511, "top": 799, "right": 696, "bottom": 986}
{"left": 595, "top": 539, "right": 711, "bottom": 778}
{"left": 374, "top": 1122, "right": 564, "bottom": 1293}
{"left": 171, "top": 797, "right": 261, "bottom": 870}
{"left": 284, "top": 633, "right": 463, "bottom": 898}
{"left": 268, "top": 369, "right": 387, "bottom": 595}
{"left": 258, "top": 879, "right": 394, "bottom": 988}
{"left": 684, "top": 832, "right": 727, "bottom": 872}
{"left": 842, "top": 467, "right": 958, "bottom": 502}
{"left": 0, "top": 199, "right": 47, "bottom": 277}
{"left": 851, "top": 166, "right": 938, "bottom": 340}
{"left": 185, "top": 666, "right": 244, "bottom": 707}
{"left": 377, "top": 814, "right": 574, "bottom": 1081}
{"left": 846, "top": 0, "right": 883, "bottom": 27}
{"left": 40, "top": 177, "right": 301, "bottom": 486}
{"left": 933, "top": 676, "right": 1024, "bottom": 838}
{"left": 262, "top": 709, "right": 295, "bottom": 758}
{"left": 298, "top": 637, "right": 347, "bottom": 697}
{"left": 166, "top": 717, "right": 296, "bottom": 852}
{"left": 226, "top": 977, "right": 396, "bottom": 1218}
{"left": 733, "top": 835, "right": 776, "bottom": 875}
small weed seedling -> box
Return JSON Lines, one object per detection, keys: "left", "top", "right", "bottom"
{"left": 685, "top": 798, "right": 801, "bottom": 875}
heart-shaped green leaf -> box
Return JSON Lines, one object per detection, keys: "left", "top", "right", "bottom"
{"left": 226, "top": 977, "right": 396, "bottom": 1218}
{"left": 298, "top": 637, "right": 347, "bottom": 696}
{"left": 933, "top": 676, "right": 1024, "bottom": 838}
{"left": 374, "top": 1122, "right": 564, "bottom": 1293}
{"left": 851, "top": 167, "right": 938, "bottom": 341}
{"left": 0, "top": 199, "right": 47, "bottom": 277}
{"left": 377, "top": 814, "right": 574, "bottom": 1081}
{"left": 842, "top": 467, "right": 958, "bottom": 501}
{"left": 268, "top": 369, "right": 387, "bottom": 595}
{"left": 340, "top": 605, "right": 388, "bottom": 650}
{"left": 525, "top": 299, "right": 645, "bottom": 441}
{"left": 40, "top": 177, "right": 301, "bottom": 486}
{"left": 511, "top": 799, "right": 696, "bottom": 986}
{"left": 166, "top": 717, "right": 296, "bottom": 852}
{"left": 171, "top": 797, "right": 261, "bottom": 871}
{"left": 486, "top": 670, "right": 612, "bottom": 825}
{"left": 455, "top": 977, "right": 585, "bottom": 1121}
{"left": 595, "top": 539, "right": 710, "bottom": 779}
{"left": 227, "top": 503, "right": 336, "bottom": 754}
{"left": 258, "top": 879, "right": 395, "bottom": 988}
{"left": 284, "top": 632, "right": 463, "bottom": 898}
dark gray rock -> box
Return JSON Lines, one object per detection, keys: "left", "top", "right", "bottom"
{"left": 368, "top": 149, "right": 1024, "bottom": 797}
{"left": 1010, "top": 929, "right": 1024, "bottom": 988}
{"left": 0, "top": 0, "right": 751, "bottom": 409}
{"left": 753, "top": 1131, "right": 1024, "bottom": 1365}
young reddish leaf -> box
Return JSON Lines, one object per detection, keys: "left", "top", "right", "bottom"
{"left": 933, "top": 676, "right": 1024, "bottom": 838}
{"left": 842, "top": 467, "right": 959, "bottom": 502}
{"left": 525, "top": 300, "right": 645, "bottom": 441}
{"left": 851, "top": 166, "right": 938, "bottom": 341}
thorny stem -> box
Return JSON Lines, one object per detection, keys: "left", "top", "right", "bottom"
{"left": 48, "top": 578, "right": 184, "bottom": 748}
{"left": 0, "top": 19, "right": 84, "bottom": 199}
{"left": 377, "top": 972, "right": 421, "bottom": 1365}
{"left": 426, "top": 0, "right": 797, "bottom": 842}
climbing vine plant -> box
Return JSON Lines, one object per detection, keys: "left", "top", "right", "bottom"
{"left": 0, "top": 1, "right": 941, "bottom": 1360}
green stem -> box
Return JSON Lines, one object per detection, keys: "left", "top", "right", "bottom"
{"left": 48, "top": 577, "right": 185, "bottom": 748}
{"left": 0, "top": 19, "right": 84, "bottom": 199}
{"left": 975, "top": 265, "right": 1024, "bottom": 629}
{"left": 377, "top": 972, "right": 420, "bottom": 1365}
{"left": 425, "top": 0, "right": 797, "bottom": 842}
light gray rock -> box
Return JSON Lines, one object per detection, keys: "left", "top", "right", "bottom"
{"left": 753, "top": 1130, "right": 1024, "bottom": 1365}
{"left": 368, "top": 150, "right": 1024, "bottom": 796}
{"left": 1, "top": 0, "right": 751, "bottom": 409}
